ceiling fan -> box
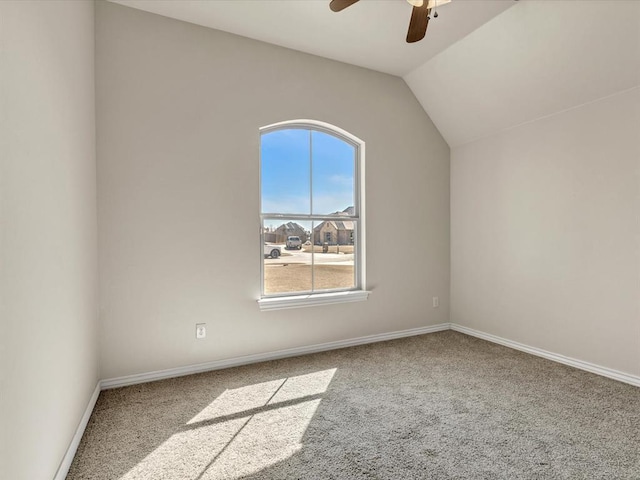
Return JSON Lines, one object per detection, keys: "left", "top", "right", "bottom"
{"left": 329, "top": 0, "right": 452, "bottom": 43}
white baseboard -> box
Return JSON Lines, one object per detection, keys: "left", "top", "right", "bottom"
{"left": 450, "top": 323, "right": 640, "bottom": 388}
{"left": 101, "top": 323, "right": 451, "bottom": 389}
{"left": 53, "top": 381, "right": 101, "bottom": 480}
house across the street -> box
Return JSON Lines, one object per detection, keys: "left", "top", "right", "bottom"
{"left": 313, "top": 206, "right": 355, "bottom": 245}
{"left": 265, "top": 221, "right": 308, "bottom": 244}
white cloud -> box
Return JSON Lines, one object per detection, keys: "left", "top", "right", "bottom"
{"left": 327, "top": 174, "right": 354, "bottom": 188}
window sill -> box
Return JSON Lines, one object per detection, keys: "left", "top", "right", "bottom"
{"left": 258, "top": 290, "right": 370, "bottom": 311}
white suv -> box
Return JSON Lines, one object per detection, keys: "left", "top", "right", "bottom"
{"left": 286, "top": 236, "right": 302, "bottom": 250}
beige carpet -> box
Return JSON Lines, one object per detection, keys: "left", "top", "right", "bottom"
{"left": 67, "top": 331, "right": 640, "bottom": 479}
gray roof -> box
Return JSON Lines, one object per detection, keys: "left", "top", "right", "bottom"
{"left": 342, "top": 206, "right": 355, "bottom": 215}
{"left": 314, "top": 220, "right": 354, "bottom": 231}
{"left": 275, "top": 222, "right": 305, "bottom": 232}
{"left": 312, "top": 206, "right": 355, "bottom": 231}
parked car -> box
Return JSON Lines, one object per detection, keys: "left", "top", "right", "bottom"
{"left": 286, "top": 236, "right": 302, "bottom": 250}
{"left": 264, "top": 243, "right": 281, "bottom": 259}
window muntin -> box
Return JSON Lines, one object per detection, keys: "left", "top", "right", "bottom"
{"left": 260, "top": 121, "right": 362, "bottom": 299}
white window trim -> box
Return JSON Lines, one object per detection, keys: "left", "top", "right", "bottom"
{"left": 258, "top": 290, "right": 371, "bottom": 311}
{"left": 258, "top": 119, "right": 367, "bottom": 311}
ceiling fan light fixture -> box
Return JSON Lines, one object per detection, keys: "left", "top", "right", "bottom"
{"left": 331, "top": 0, "right": 454, "bottom": 43}
{"left": 406, "top": 0, "right": 452, "bottom": 11}
{"left": 426, "top": 0, "right": 452, "bottom": 9}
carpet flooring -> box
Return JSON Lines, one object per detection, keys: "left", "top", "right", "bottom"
{"left": 67, "top": 331, "right": 640, "bottom": 479}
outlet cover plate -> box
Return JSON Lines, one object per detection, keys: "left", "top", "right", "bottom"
{"left": 196, "top": 323, "right": 206, "bottom": 339}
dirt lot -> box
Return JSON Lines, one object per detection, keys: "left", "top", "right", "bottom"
{"left": 264, "top": 264, "right": 354, "bottom": 294}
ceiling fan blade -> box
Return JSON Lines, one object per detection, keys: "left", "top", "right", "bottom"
{"left": 330, "top": 0, "right": 360, "bottom": 13}
{"left": 406, "top": 4, "right": 430, "bottom": 43}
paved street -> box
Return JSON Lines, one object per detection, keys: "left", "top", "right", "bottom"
{"left": 265, "top": 246, "right": 354, "bottom": 266}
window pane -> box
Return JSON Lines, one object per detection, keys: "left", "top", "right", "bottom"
{"left": 311, "top": 220, "right": 356, "bottom": 291}
{"left": 263, "top": 219, "right": 312, "bottom": 295}
{"left": 261, "top": 129, "right": 310, "bottom": 215}
{"left": 311, "top": 131, "right": 355, "bottom": 216}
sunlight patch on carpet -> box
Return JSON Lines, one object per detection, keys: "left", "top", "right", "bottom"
{"left": 187, "top": 378, "right": 286, "bottom": 425}
{"left": 119, "top": 368, "right": 336, "bottom": 480}
{"left": 201, "top": 399, "right": 322, "bottom": 479}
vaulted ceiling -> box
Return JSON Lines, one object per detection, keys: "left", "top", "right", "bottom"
{"left": 109, "top": 0, "right": 640, "bottom": 148}
{"left": 110, "top": 0, "right": 515, "bottom": 76}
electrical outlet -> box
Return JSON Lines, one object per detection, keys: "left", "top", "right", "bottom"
{"left": 196, "top": 323, "right": 206, "bottom": 339}
{"left": 433, "top": 297, "right": 439, "bottom": 308}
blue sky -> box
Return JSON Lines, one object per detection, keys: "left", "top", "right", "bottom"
{"left": 261, "top": 129, "right": 354, "bottom": 228}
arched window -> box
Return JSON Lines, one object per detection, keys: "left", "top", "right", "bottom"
{"left": 258, "top": 120, "right": 368, "bottom": 309}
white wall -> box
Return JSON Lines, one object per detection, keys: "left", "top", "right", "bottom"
{"left": 0, "top": 1, "right": 98, "bottom": 479}
{"left": 451, "top": 87, "right": 640, "bottom": 376}
{"left": 96, "top": 2, "right": 450, "bottom": 380}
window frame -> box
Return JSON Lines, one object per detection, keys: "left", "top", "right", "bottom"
{"left": 258, "top": 119, "right": 369, "bottom": 310}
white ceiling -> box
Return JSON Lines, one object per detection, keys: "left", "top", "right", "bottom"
{"left": 110, "top": 0, "right": 515, "bottom": 76}
{"left": 405, "top": 0, "right": 640, "bottom": 146}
